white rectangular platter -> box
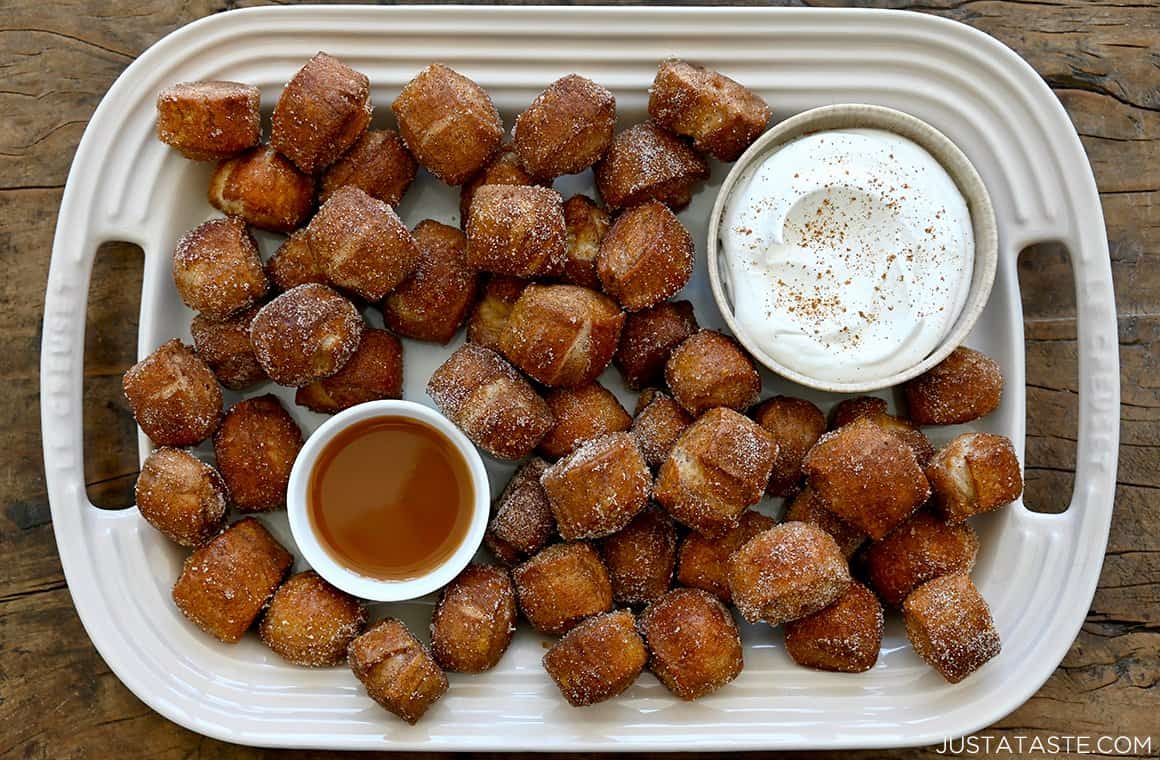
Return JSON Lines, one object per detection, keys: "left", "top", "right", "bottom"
{"left": 41, "top": 5, "right": 1120, "bottom": 751}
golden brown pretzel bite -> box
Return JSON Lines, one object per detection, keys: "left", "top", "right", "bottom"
{"left": 265, "top": 230, "right": 326, "bottom": 292}
{"left": 392, "top": 63, "right": 504, "bottom": 185}
{"left": 135, "top": 448, "right": 228, "bottom": 547}
{"left": 499, "top": 284, "right": 625, "bottom": 388}
{"left": 295, "top": 328, "right": 404, "bottom": 414}
{"left": 648, "top": 59, "right": 770, "bottom": 162}
{"left": 676, "top": 509, "right": 775, "bottom": 603}
{"left": 802, "top": 416, "right": 930, "bottom": 540}
{"left": 594, "top": 122, "right": 709, "bottom": 211}
{"left": 597, "top": 201, "right": 694, "bottom": 312}
{"left": 561, "top": 194, "right": 609, "bottom": 290}
{"left": 784, "top": 581, "right": 883, "bottom": 673}
{"left": 904, "top": 347, "right": 1004, "bottom": 426}
{"left": 513, "top": 74, "right": 616, "bottom": 180}
{"left": 783, "top": 487, "right": 866, "bottom": 559}
{"left": 172, "top": 517, "right": 293, "bottom": 643}
{"left": 173, "top": 217, "right": 268, "bottom": 321}
{"left": 209, "top": 146, "right": 315, "bottom": 233}
{"left": 465, "top": 184, "right": 567, "bottom": 278}
{"left": 426, "top": 343, "right": 553, "bottom": 460}
{"left": 465, "top": 274, "right": 528, "bottom": 353}
{"left": 870, "top": 412, "right": 936, "bottom": 467}
{"left": 123, "top": 339, "right": 222, "bottom": 447}
{"left": 614, "top": 300, "right": 698, "bottom": 391}
{"left": 665, "top": 330, "right": 762, "bottom": 417}
{"left": 543, "top": 609, "right": 646, "bottom": 706}
{"left": 927, "top": 432, "right": 1023, "bottom": 524}
{"left": 259, "top": 570, "right": 366, "bottom": 667}
{"left": 727, "top": 521, "right": 851, "bottom": 625}
{"left": 751, "top": 395, "right": 827, "bottom": 497}
{"left": 903, "top": 573, "right": 1000, "bottom": 683}
{"left": 319, "top": 129, "right": 416, "bottom": 206}
{"left": 861, "top": 510, "right": 979, "bottom": 607}
{"left": 305, "top": 185, "right": 420, "bottom": 301}
{"left": 653, "top": 407, "right": 777, "bottom": 537}
{"left": 596, "top": 505, "right": 677, "bottom": 606}
{"left": 485, "top": 458, "right": 557, "bottom": 566}
{"left": 538, "top": 382, "right": 631, "bottom": 460}
{"left": 156, "top": 81, "right": 260, "bottom": 161}
{"left": 430, "top": 564, "right": 517, "bottom": 673}
{"left": 638, "top": 588, "right": 744, "bottom": 700}
{"left": 631, "top": 390, "right": 693, "bottom": 470}
{"left": 512, "top": 542, "right": 613, "bottom": 634}
{"left": 191, "top": 306, "right": 266, "bottom": 391}
{"left": 541, "top": 432, "right": 652, "bottom": 541}
{"left": 459, "top": 147, "right": 536, "bottom": 226}
{"left": 213, "top": 394, "right": 303, "bottom": 512}
{"left": 829, "top": 396, "right": 888, "bottom": 429}
{"left": 382, "top": 220, "right": 479, "bottom": 344}
{"left": 271, "top": 52, "right": 372, "bottom": 175}
{"left": 249, "top": 283, "right": 364, "bottom": 387}
{"left": 348, "top": 618, "right": 448, "bottom": 724}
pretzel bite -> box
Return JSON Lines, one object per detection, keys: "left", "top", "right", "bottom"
{"left": 392, "top": 63, "right": 504, "bottom": 185}
{"left": 191, "top": 307, "right": 266, "bottom": 391}
{"left": 172, "top": 517, "right": 293, "bottom": 643}
{"left": 499, "top": 284, "right": 624, "bottom": 388}
{"left": 830, "top": 396, "right": 888, "bottom": 429}
{"left": 675, "top": 509, "right": 775, "bottom": 603}
{"left": 135, "top": 448, "right": 227, "bottom": 547}
{"left": 259, "top": 571, "right": 366, "bottom": 667}
{"left": 485, "top": 458, "right": 556, "bottom": 566}
{"left": 249, "top": 283, "right": 364, "bottom": 387}
{"left": 305, "top": 185, "right": 420, "bottom": 301}
{"left": 382, "top": 220, "right": 479, "bottom": 343}
{"left": 903, "top": 573, "right": 1000, "bottom": 683}
{"left": 904, "top": 347, "right": 1004, "bottom": 426}
{"left": 614, "top": 300, "right": 698, "bottom": 391}
{"left": 426, "top": 343, "right": 553, "bottom": 460}
{"left": 513, "top": 542, "right": 613, "bottom": 634}
{"left": 319, "top": 129, "right": 416, "bottom": 206}
{"left": 597, "top": 201, "right": 694, "bottom": 312}
{"left": 430, "top": 564, "right": 517, "bottom": 673}
{"left": 870, "top": 412, "right": 936, "bottom": 467}
{"left": 927, "top": 433, "right": 1023, "bottom": 524}
{"left": 594, "top": 122, "right": 709, "bottom": 211}
{"left": 459, "top": 147, "right": 536, "bottom": 225}
{"left": 665, "top": 330, "right": 762, "bottom": 416}
{"left": 648, "top": 59, "right": 770, "bottom": 162}
{"left": 213, "top": 394, "right": 303, "bottom": 512}
{"left": 209, "top": 146, "right": 315, "bottom": 233}
{"left": 543, "top": 609, "right": 646, "bottom": 706}
{"left": 172, "top": 217, "right": 267, "bottom": 321}
{"left": 538, "top": 382, "right": 631, "bottom": 459}
{"left": 156, "top": 81, "right": 260, "bottom": 161}
{"left": 654, "top": 408, "right": 777, "bottom": 537}
{"left": 561, "top": 194, "right": 609, "bottom": 289}
{"left": 348, "top": 618, "right": 448, "bottom": 724}
{"left": 596, "top": 505, "right": 677, "bottom": 606}
{"left": 784, "top": 487, "right": 866, "bottom": 559}
{"left": 802, "top": 416, "right": 930, "bottom": 540}
{"left": 727, "top": 522, "right": 852, "bottom": 625}
{"left": 639, "top": 588, "right": 744, "bottom": 700}
{"left": 631, "top": 390, "right": 693, "bottom": 469}
{"left": 861, "top": 510, "right": 979, "bottom": 607}
{"left": 784, "top": 582, "right": 883, "bottom": 673}
{"left": 265, "top": 230, "right": 326, "bottom": 292}
{"left": 465, "top": 274, "right": 528, "bottom": 352}
{"left": 465, "top": 184, "right": 567, "bottom": 278}
{"left": 295, "top": 328, "right": 404, "bottom": 414}
{"left": 271, "top": 52, "right": 372, "bottom": 174}
{"left": 541, "top": 432, "right": 651, "bottom": 540}
{"left": 123, "top": 339, "right": 222, "bottom": 446}
{"left": 752, "top": 396, "right": 826, "bottom": 496}
{"left": 513, "top": 74, "right": 616, "bottom": 180}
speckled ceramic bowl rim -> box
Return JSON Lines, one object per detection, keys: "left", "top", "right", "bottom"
{"left": 706, "top": 103, "right": 998, "bottom": 393}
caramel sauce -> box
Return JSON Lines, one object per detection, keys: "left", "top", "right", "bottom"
{"left": 308, "top": 416, "right": 473, "bottom": 581}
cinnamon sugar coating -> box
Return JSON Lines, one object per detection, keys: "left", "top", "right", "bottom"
{"left": 594, "top": 122, "right": 708, "bottom": 211}
{"left": 927, "top": 432, "right": 1023, "bottom": 524}
{"left": 639, "top": 588, "right": 744, "bottom": 700}
{"left": 541, "top": 432, "right": 652, "bottom": 541}
{"left": 861, "top": 510, "right": 979, "bottom": 607}
{"left": 213, "top": 394, "right": 303, "bottom": 512}
{"left": 319, "top": 129, "right": 416, "bottom": 206}
{"left": 465, "top": 274, "right": 528, "bottom": 353}
{"left": 191, "top": 306, "right": 266, "bottom": 391}
{"left": 485, "top": 458, "right": 557, "bottom": 566}
{"left": 904, "top": 346, "right": 1003, "bottom": 426}
{"left": 597, "top": 201, "right": 694, "bottom": 312}
{"left": 597, "top": 505, "right": 677, "bottom": 606}
{"left": 784, "top": 581, "right": 883, "bottom": 673}
{"left": 561, "top": 194, "right": 609, "bottom": 290}
{"left": 135, "top": 447, "right": 227, "bottom": 547}
{"left": 512, "top": 542, "right": 613, "bottom": 634}
{"left": 382, "top": 220, "right": 479, "bottom": 344}
{"left": 173, "top": 217, "right": 268, "bottom": 321}
{"left": 295, "top": 328, "right": 403, "bottom": 414}
{"left": 123, "top": 339, "right": 222, "bottom": 447}
{"left": 665, "top": 330, "right": 762, "bottom": 416}
{"left": 676, "top": 509, "right": 775, "bottom": 603}
{"left": 538, "top": 382, "right": 632, "bottom": 460}
{"left": 271, "top": 52, "right": 372, "bottom": 174}
{"left": 513, "top": 74, "right": 616, "bottom": 180}
{"left": 459, "top": 147, "right": 536, "bottom": 226}
{"left": 543, "top": 609, "right": 646, "bottom": 706}
{"left": 265, "top": 230, "right": 326, "bottom": 292}
{"left": 348, "top": 618, "right": 448, "bottom": 724}
{"left": 157, "top": 81, "right": 260, "bottom": 161}
{"left": 751, "top": 395, "right": 826, "bottom": 496}
{"left": 259, "top": 571, "right": 366, "bottom": 667}
{"left": 465, "top": 184, "right": 567, "bottom": 278}
{"left": 903, "top": 573, "right": 1000, "bottom": 683}
{"left": 430, "top": 564, "right": 517, "bottom": 673}
{"left": 249, "top": 283, "right": 364, "bottom": 387}
{"left": 614, "top": 300, "right": 698, "bottom": 391}
{"left": 209, "top": 146, "right": 315, "bottom": 233}
{"left": 631, "top": 390, "right": 693, "bottom": 470}
{"left": 783, "top": 487, "right": 867, "bottom": 559}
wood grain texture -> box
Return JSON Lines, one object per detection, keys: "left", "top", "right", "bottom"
{"left": 1, "top": 1, "right": 1156, "bottom": 757}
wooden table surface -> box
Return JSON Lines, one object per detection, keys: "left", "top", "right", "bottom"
{"left": 2, "top": 1, "right": 1156, "bottom": 757}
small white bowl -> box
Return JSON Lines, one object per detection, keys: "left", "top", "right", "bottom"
{"left": 707, "top": 103, "right": 998, "bottom": 393}
{"left": 286, "top": 399, "right": 489, "bottom": 602}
